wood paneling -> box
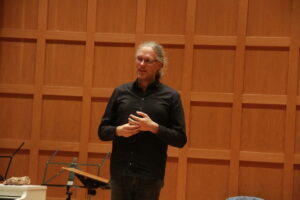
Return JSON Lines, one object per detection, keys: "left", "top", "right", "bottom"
{"left": 186, "top": 159, "right": 230, "bottom": 200}
{"left": 0, "top": 94, "right": 33, "bottom": 139}
{"left": 145, "top": 0, "right": 187, "bottom": 34}
{"left": 0, "top": 38, "right": 36, "bottom": 84}
{"left": 44, "top": 41, "right": 85, "bottom": 87}
{"left": 41, "top": 96, "right": 82, "bottom": 142}
{"left": 192, "top": 46, "right": 236, "bottom": 92}
{"left": 298, "top": 49, "right": 300, "bottom": 95}
{"left": 247, "top": 0, "right": 291, "bottom": 36}
{"left": 96, "top": 0, "right": 137, "bottom": 33}
{"left": 90, "top": 98, "right": 110, "bottom": 144}
{"left": 189, "top": 102, "right": 232, "bottom": 150}
{"left": 160, "top": 45, "right": 185, "bottom": 91}
{"left": 241, "top": 105, "right": 286, "bottom": 153}
{"left": 294, "top": 165, "right": 300, "bottom": 199}
{"left": 47, "top": 0, "right": 87, "bottom": 31}
{"left": 295, "top": 107, "right": 300, "bottom": 153}
{"left": 239, "top": 162, "right": 284, "bottom": 200}
{"left": 0, "top": 0, "right": 39, "bottom": 29}
{"left": 1, "top": 0, "right": 300, "bottom": 199}
{"left": 244, "top": 47, "right": 289, "bottom": 95}
{"left": 93, "top": 43, "right": 135, "bottom": 88}
{"left": 160, "top": 158, "right": 178, "bottom": 200}
{"left": 195, "top": 0, "right": 238, "bottom": 36}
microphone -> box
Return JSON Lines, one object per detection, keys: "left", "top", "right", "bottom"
{"left": 66, "top": 157, "right": 77, "bottom": 186}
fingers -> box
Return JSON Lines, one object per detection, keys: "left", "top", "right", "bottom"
{"left": 125, "top": 122, "right": 140, "bottom": 129}
{"left": 129, "top": 111, "right": 149, "bottom": 122}
{"left": 129, "top": 114, "right": 141, "bottom": 122}
{"left": 122, "top": 129, "right": 139, "bottom": 137}
{"left": 117, "top": 112, "right": 154, "bottom": 137}
{"left": 136, "top": 111, "right": 148, "bottom": 118}
{"left": 116, "top": 123, "right": 140, "bottom": 137}
{"left": 128, "top": 117, "right": 139, "bottom": 125}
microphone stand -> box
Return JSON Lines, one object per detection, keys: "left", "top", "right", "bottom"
{"left": 66, "top": 185, "right": 72, "bottom": 200}
{"left": 65, "top": 158, "right": 77, "bottom": 200}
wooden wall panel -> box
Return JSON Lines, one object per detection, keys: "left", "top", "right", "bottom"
{"left": 241, "top": 105, "right": 285, "bottom": 153}
{"left": 93, "top": 43, "right": 135, "bottom": 88}
{"left": 0, "top": 39, "right": 36, "bottom": 84}
{"left": 239, "top": 162, "right": 284, "bottom": 200}
{"left": 0, "top": 94, "right": 33, "bottom": 139}
{"left": 145, "top": 0, "right": 187, "bottom": 34}
{"left": 47, "top": 0, "right": 87, "bottom": 31}
{"left": 160, "top": 45, "right": 185, "bottom": 91}
{"left": 0, "top": 0, "right": 300, "bottom": 199}
{"left": 0, "top": 0, "right": 38, "bottom": 29}
{"left": 244, "top": 47, "right": 289, "bottom": 95}
{"left": 189, "top": 102, "right": 232, "bottom": 150}
{"left": 195, "top": 0, "right": 238, "bottom": 36}
{"left": 160, "top": 158, "right": 178, "bottom": 200}
{"left": 89, "top": 99, "right": 110, "bottom": 144}
{"left": 96, "top": 0, "right": 137, "bottom": 33}
{"left": 295, "top": 107, "right": 300, "bottom": 153}
{"left": 247, "top": 0, "right": 291, "bottom": 36}
{"left": 186, "top": 159, "right": 229, "bottom": 200}
{"left": 44, "top": 41, "right": 85, "bottom": 87}
{"left": 298, "top": 49, "right": 300, "bottom": 95}
{"left": 41, "top": 96, "right": 82, "bottom": 142}
{"left": 192, "top": 46, "right": 235, "bottom": 92}
{"left": 294, "top": 165, "right": 300, "bottom": 200}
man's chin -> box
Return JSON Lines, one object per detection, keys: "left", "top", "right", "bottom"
{"left": 137, "top": 74, "right": 146, "bottom": 80}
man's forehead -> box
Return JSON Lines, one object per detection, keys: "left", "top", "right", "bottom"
{"left": 137, "top": 47, "right": 155, "bottom": 57}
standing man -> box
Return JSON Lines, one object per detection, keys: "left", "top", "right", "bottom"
{"left": 98, "top": 41, "right": 187, "bottom": 200}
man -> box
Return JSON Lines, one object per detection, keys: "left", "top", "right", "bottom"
{"left": 98, "top": 41, "right": 187, "bottom": 200}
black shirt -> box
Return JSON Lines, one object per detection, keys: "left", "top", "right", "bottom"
{"left": 98, "top": 80, "right": 187, "bottom": 180}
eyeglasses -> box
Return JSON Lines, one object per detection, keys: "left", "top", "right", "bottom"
{"left": 136, "top": 56, "right": 158, "bottom": 64}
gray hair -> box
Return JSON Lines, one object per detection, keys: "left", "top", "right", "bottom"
{"left": 136, "top": 41, "right": 167, "bottom": 80}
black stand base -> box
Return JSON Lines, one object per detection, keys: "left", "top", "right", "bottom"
{"left": 66, "top": 186, "right": 72, "bottom": 200}
{"left": 87, "top": 189, "right": 96, "bottom": 200}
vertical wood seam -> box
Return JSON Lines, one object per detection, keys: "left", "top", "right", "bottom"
{"left": 228, "top": 0, "right": 248, "bottom": 196}
{"left": 283, "top": 0, "right": 300, "bottom": 199}
{"left": 77, "top": 0, "right": 97, "bottom": 199}
{"left": 29, "top": 0, "right": 48, "bottom": 184}
{"left": 176, "top": 0, "right": 196, "bottom": 200}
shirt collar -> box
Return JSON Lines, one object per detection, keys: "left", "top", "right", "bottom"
{"left": 133, "top": 79, "right": 160, "bottom": 91}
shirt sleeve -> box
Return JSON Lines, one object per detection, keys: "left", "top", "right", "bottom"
{"left": 98, "top": 88, "right": 119, "bottom": 141}
{"left": 156, "top": 92, "right": 187, "bottom": 148}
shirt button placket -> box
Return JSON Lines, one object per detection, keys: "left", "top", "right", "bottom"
{"left": 139, "top": 97, "right": 145, "bottom": 111}
{"left": 129, "top": 151, "right": 134, "bottom": 167}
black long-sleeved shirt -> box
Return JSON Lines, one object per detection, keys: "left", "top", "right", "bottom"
{"left": 98, "top": 80, "right": 186, "bottom": 180}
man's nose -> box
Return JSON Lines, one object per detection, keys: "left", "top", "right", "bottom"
{"left": 140, "top": 60, "right": 146, "bottom": 65}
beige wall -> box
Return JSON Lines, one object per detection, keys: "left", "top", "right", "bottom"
{"left": 0, "top": 0, "right": 300, "bottom": 200}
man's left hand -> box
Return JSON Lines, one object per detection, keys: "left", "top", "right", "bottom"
{"left": 129, "top": 111, "right": 159, "bottom": 134}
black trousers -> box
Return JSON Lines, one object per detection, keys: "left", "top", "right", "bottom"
{"left": 110, "top": 176, "right": 163, "bottom": 200}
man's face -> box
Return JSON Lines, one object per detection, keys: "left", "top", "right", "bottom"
{"left": 135, "top": 46, "right": 162, "bottom": 82}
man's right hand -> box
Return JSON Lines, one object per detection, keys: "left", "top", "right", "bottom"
{"left": 116, "top": 123, "right": 140, "bottom": 138}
